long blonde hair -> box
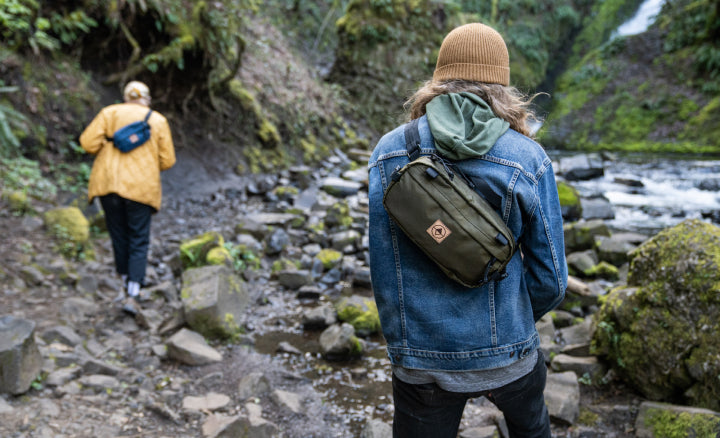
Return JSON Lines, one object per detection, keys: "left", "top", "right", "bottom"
{"left": 404, "top": 80, "right": 539, "bottom": 138}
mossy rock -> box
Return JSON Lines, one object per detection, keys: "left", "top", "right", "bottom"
{"left": 336, "top": 297, "right": 381, "bottom": 337}
{"left": 44, "top": 207, "right": 89, "bottom": 244}
{"left": 592, "top": 219, "right": 720, "bottom": 410}
{"left": 206, "top": 246, "right": 233, "bottom": 266}
{"left": 3, "top": 191, "right": 30, "bottom": 213}
{"left": 179, "top": 231, "right": 225, "bottom": 269}
{"left": 315, "top": 248, "right": 343, "bottom": 270}
{"left": 583, "top": 261, "right": 619, "bottom": 281}
{"left": 557, "top": 181, "right": 582, "bottom": 221}
{"left": 324, "top": 201, "right": 353, "bottom": 229}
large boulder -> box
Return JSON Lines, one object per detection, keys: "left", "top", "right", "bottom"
{"left": 0, "top": 316, "right": 42, "bottom": 395}
{"left": 181, "top": 265, "right": 249, "bottom": 339}
{"left": 592, "top": 219, "right": 720, "bottom": 410}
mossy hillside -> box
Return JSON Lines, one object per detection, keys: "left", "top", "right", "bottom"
{"left": 541, "top": 0, "right": 720, "bottom": 153}
{"left": 592, "top": 219, "right": 720, "bottom": 410}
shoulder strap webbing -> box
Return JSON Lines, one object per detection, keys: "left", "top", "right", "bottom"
{"left": 143, "top": 109, "right": 153, "bottom": 123}
{"left": 404, "top": 116, "right": 503, "bottom": 211}
{"left": 404, "top": 118, "right": 421, "bottom": 161}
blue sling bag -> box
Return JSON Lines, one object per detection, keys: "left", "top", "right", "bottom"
{"left": 108, "top": 109, "right": 153, "bottom": 153}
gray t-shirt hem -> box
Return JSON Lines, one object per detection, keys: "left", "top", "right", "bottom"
{"left": 392, "top": 349, "right": 538, "bottom": 393}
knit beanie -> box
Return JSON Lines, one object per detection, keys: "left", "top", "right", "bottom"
{"left": 123, "top": 81, "right": 150, "bottom": 101}
{"left": 433, "top": 23, "right": 510, "bottom": 86}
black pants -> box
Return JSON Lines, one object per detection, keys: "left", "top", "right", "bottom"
{"left": 392, "top": 351, "right": 550, "bottom": 438}
{"left": 99, "top": 194, "right": 154, "bottom": 285}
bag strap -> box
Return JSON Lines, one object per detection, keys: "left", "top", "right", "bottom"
{"left": 106, "top": 109, "right": 153, "bottom": 142}
{"left": 404, "top": 116, "right": 503, "bottom": 211}
{"left": 404, "top": 118, "right": 421, "bottom": 161}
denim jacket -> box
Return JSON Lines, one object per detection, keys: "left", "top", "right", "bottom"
{"left": 368, "top": 116, "right": 567, "bottom": 371}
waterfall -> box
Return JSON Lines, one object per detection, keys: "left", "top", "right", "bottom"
{"left": 613, "top": 0, "right": 667, "bottom": 38}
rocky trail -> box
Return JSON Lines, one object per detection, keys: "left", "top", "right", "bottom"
{"left": 1, "top": 148, "right": 718, "bottom": 438}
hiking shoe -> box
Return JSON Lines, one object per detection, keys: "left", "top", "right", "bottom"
{"left": 121, "top": 297, "right": 139, "bottom": 316}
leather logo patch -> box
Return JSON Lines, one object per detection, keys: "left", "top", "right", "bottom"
{"left": 427, "top": 219, "right": 451, "bottom": 244}
{"left": 129, "top": 134, "right": 139, "bottom": 143}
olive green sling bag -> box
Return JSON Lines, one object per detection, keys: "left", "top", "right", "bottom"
{"left": 382, "top": 118, "right": 517, "bottom": 288}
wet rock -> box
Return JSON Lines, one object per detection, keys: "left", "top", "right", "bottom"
{"left": 46, "top": 366, "right": 82, "bottom": 387}
{"left": 361, "top": 418, "right": 392, "bottom": 438}
{"left": 319, "top": 323, "right": 363, "bottom": 360}
{"left": 321, "top": 177, "right": 363, "bottom": 197}
{"left": 276, "top": 269, "right": 312, "bottom": 290}
{"left": 596, "top": 235, "right": 637, "bottom": 266}
{"left": 166, "top": 328, "right": 222, "bottom": 365}
{"left": 558, "top": 318, "right": 593, "bottom": 348}
{"left": 297, "top": 285, "right": 323, "bottom": 300}
{"left": 0, "top": 315, "right": 42, "bottom": 395}
{"left": 566, "top": 250, "right": 598, "bottom": 275}
{"left": 78, "top": 374, "right": 120, "bottom": 392}
{"left": 182, "top": 392, "right": 231, "bottom": 411}
{"left": 264, "top": 228, "right": 290, "bottom": 255}
{"left": 19, "top": 265, "right": 45, "bottom": 286}
{"left": 564, "top": 220, "right": 611, "bottom": 252}
{"left": 302, "top": 303, "right": 337, "bottom": 329}
{"left": 580, "top": 196, "right": 615, "bottom": 220}
{"left": 545, "top": 371, "right": 580, "bottom": 425}
{"left": 557, "top": 154, "right": 604, "bottom": 181}
{"left": 330, "top": 229, "right": 361, "bottom": 251}
{"left": 82, "top": 357, "right": 123, "bottom": 376}
{"left": 41, "top": 325, "right": 82, "bottom": 347}
{"left": 634, "top": 401, "right": 720, "bottom": 438}
{"left": 335, "top": 295, "right": 381, "bottom": 336}
{"left": 237, "top": 372, "right": 270, "bottom": 400}
{"left": 276, "top": 341, "right": 302, "bottom": 355}
{"left": 75, "top": 273, "right": 98, "bottom": 295}
{"left": 272, "top": 388, "right": 304, "bottom": 414}
{"left": 181, "top": 265, "right": 248, "bottom": 339}
{"left": 551, "top": 355, "right": 607, "bottom": 381}
{"left": 0, "top": 397, "right": 13, "bottom": 414}
{"left": 60, "top": 297, "right": 99, "bottom": 323}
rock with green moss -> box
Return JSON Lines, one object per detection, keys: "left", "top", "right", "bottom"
{"left": 181, "top": 265, "right": 249, "bottom": 340}
{"left": 634, "top": 401, "right": 720, "bottom": 438}
{"left": 3, "top": 191, "right": 30, "bottom": 214}
{"left": 564, "top": 219, "right": 610, "bottom": 252}
{"left": 335, "top": 296, "right": 381, "bottom": 337}
{"left": 583, "top": 261, "right": 619, "bottom": 281}
{"left": 315, "top": 248, "right": 343, "bottom": 270}
{"left": 179, "top": 232, "right": 225, "bottom": 269}
{"left": 557, "top": 181, "right": 582, "bottom": 221}
{"left": 206, "top": 246, "right": 233, "bottom": 266}
{"left": 319, "top": 322, "right": 363, "bottom": 360}
{"left": 45, "top": 207, "right": 90, "bottom": 245}
{"left": 592, "top": 219, "right": 720, "bottom": 410}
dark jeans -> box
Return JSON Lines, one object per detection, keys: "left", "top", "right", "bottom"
{"left": 392, "top": 351, "right": 550, "bottom": 438}
{"left": 99, "top": 194, "right": 154, "bottom": 285}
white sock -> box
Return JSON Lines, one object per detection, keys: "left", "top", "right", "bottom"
{"left": 127, "top": 281, "right": 140, "bottom": 297}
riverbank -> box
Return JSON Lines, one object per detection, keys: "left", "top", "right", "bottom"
{"left": 5, "top": 146, "right": 720, "bottom": 437}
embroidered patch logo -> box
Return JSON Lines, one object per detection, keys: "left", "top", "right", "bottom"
{"left": 129, "top": 134, "right": 139, "bottom": 143}
{"left": 427, "top": 219, "right": 451, "bottom": 244}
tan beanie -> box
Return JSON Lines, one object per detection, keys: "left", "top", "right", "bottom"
{"left": 433, "top": 23, "right": 510, "bottom": 86}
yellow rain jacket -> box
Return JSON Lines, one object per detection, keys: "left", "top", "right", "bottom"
{"left": 80, "top": 102, "right": 176, "bottom": 211}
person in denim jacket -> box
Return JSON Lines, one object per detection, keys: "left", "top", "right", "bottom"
{"left": 368, "top": 23, "right": 568, "bottom": 437}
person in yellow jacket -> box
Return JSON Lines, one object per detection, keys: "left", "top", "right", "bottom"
{"left": 80, "top": 81, "right": 176, "bottom": 314}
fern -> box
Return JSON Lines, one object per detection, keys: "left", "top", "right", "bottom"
{"left": 0, "top": 87, "right": 28, "bottom": 157}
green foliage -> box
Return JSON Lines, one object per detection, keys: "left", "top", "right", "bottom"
{"left": 658, "top": 0, "right": 720, "bottom": 92}
{"left": 0, "top": 156, "right": 57, "bottom": 201}
{"left": 0, "top": 0, "right": 97, "bottom": 54}
{"left": 0, "top": 86, "right": 29, "bottom": 157}
{"left": 223, "top": 242, "right": 261, "bottom": 272}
